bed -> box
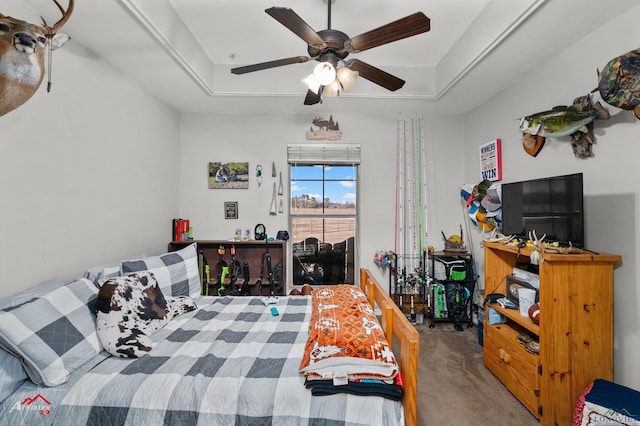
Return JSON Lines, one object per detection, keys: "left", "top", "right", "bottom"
{"left": 0, "top": 243, "right": 419, "bottom": 426}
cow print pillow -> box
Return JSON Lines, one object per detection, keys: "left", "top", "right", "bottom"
{"left": 96, "top": 272, "right": 197, "bottom": 358}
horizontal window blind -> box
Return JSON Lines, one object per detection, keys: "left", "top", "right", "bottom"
{"left": 287, "top": 144, "right": 361, "bottom": 165}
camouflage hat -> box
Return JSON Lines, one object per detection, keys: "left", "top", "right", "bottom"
{"left": 473, "top": 180, "right": 491, "bottom": 202}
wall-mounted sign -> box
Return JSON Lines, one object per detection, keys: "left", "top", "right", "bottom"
{"left": 224, "top": 202, "right": 238, "bottom": 220}
{"left": 480, "top": 139, "right": 502, "bottom": 181}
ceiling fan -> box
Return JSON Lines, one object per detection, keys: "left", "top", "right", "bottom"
{"left": 230, "top": 1, "right": 430, "bottom": 105}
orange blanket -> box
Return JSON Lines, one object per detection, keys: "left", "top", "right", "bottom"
{"left": 299, "top": 285, "right": 399, "bottom": 383}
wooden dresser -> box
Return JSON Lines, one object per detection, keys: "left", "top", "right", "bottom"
{"left": 482, "top": 241, "right": 621, "bottom": 425}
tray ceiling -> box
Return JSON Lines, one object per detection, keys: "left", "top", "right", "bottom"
{"left": 4, "top": 0, "right": 639, "bottom": 114}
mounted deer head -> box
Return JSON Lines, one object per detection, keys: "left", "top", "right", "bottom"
{"left": 0, "top": 0, "right": 74, "bottom": 117}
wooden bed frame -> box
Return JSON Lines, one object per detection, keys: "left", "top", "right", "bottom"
{"left": 360, "top": 268, "right": 420, "bottom": 426}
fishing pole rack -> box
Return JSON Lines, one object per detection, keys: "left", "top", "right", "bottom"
{"left": 390, "top": 251, "right": 430, "bottom": 324}
{"left": 391, "top": 115, "right": 429, "bottom": 324}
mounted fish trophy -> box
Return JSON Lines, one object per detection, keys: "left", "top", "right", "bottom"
{"left": 0, "top": 0, "right": 74, "bottom": 117}
{"left": 519, "top": 94, "right": 609, "bottom": 159}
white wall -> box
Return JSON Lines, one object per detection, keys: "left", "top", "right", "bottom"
{"left": 463, "top": 6, "right": 640, "bottom": 388}
{"left": 178, "top": 111, "right": 465, "bottom": 289}
{"left": 0, "top": 47, "right": 181, "bottom": 298}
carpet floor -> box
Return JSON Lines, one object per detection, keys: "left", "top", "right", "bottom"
{"left": 414, "top": 322, "right": 539, "bottom": 426}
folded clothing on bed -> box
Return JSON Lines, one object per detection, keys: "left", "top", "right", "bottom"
{"left": 305, "top": 372, "right": 404, "bottom": 401}
{"left": 299, "top": 284, "right": 399, "bottom": 386}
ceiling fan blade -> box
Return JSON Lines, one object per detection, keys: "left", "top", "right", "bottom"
{"left": 231, "top": 56, "right": 310, "bottom": 75}
{"left": 266, "top": 7, "right": 327, "bottom": 50}
{"left": 345, "top": 12, "right": 430, "bottom": 53}
{"left": 303, "top": 88, "right": 323, "bottom": 105}
{"left": 346, "top": 59, "right": 405, "bottom": 91}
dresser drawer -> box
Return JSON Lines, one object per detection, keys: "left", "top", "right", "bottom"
{"left": 484, "top": 321, "right": 540, "bottom": 417}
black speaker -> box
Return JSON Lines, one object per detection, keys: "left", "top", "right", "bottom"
{"left": 506, "top": 275, "right": 539, "bottom": 305}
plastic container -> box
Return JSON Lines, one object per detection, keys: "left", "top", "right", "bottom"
{"left": 518, "top": 288, "right": 537, "bottom": 316}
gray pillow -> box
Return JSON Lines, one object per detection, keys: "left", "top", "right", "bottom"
{"left": 0, "top": 278, "right": 102, "bottom": 387}
{"left": 120, "top": 243, "right": 200, "bottom": 298}
{"left": 0, "top": 278, "right": 64, "bottom": 310}
{"left": 82, "top": 263, "right": 121, "bottom": 288}
{"left": 0, "top": 278, "right": 65, "bottom": 401}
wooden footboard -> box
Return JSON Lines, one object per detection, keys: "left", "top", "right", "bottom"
{"left": 360, "top": 268, "right": 419, "bottom": 426}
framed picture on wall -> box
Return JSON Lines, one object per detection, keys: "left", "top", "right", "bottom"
{"left": 208, "top": 162, "right": 249, "bottom": 189}
{"left": 224, "top": 202, "right": 238, "bottom": 220}
{"left": 480, "top": 139, "right": 502, "bottom": 181}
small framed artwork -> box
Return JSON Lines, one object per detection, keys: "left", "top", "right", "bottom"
{"left": 224, "top": 202, "right": 238, "bottom": 220}
{"left": 208, "top": 162, "right": 249, "bottom": 189}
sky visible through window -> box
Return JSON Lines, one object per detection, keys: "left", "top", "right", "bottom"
{"left": 291, "top": 165, "right": 356, "bottom": 206}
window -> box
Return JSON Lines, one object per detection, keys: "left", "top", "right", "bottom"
{"left": 288, "top": 144, "right": 360, "bottom": 286}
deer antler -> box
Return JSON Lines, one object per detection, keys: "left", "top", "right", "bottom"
{"left": 529, "top": 230, "right": 546, "bottom": 250}
{"left": 482, "top": 229, "right": 515, "bottom": 245}
{"left": 42, "top": 0, "right": 74, "bottom": 35}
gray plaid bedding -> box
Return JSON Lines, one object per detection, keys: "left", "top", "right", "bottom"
{"left": 1, "top": 296, "right": 403, "bottom": 426}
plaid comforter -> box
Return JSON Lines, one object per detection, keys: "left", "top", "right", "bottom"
{"left": 3, "top": 296, "right": 403, "bottom": 426}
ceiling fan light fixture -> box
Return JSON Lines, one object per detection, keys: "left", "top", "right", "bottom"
{"left": 231, "top": 5, "right": 431, "bottom": 104}
{"left": 313, "top": 61, "right": 337, "bottom": 86}
{"left": 336, "top": 67, "right": 358, "bottom": 91}
{"left": 323, "top": 80, "right": 342, "bottom": 97}
{"left": 302, "top": 73, "right": 322, "bottom": 94}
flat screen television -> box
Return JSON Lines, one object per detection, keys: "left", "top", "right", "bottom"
{"left": 501, "top": 173, "right": 584, "bottom": 248}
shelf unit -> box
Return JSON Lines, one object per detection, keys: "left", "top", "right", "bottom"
{"left": 483, "top": 241, "right": 621, "bottom": 425}
{"left": 168, "top": 240, "right": 286, "bottom": 296}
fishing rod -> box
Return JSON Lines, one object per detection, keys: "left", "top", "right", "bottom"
{"left": 216, "top": 245, "right": 228, "bottom": 296}
{"left": 259, "top": 235, "right": 278, "bottom": 305}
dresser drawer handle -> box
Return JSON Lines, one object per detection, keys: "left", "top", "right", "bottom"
{"left": 498, "top": 348, "right": 511, "bottom": 364}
